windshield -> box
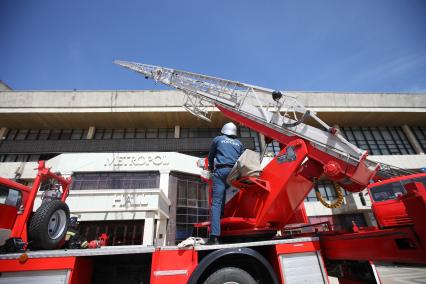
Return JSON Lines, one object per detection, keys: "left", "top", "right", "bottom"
{"left": 370, "top": 176, "right": 426, "bottom": 202}
{"left": 0, "top": 185, "right": 22, "bottom": 207}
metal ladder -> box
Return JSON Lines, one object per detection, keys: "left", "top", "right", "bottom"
{"left": 114, "top": 60, "right": 367, "bottom": 164}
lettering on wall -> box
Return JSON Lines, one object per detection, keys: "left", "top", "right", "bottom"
{"left": 104, "top": 155, "right": 170, "bottom": 167}
{"left": 112, "top": 193, "right": 149, "bottom": 208}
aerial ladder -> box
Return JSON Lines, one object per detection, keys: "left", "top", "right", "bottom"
{"left": 114, "top": 60, "right": 383, "bottom": 236}
{"left": 115, "top": 61, "right": 426, "bottom": 276}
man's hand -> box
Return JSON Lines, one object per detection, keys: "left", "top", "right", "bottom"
{"left": 201, "top": 170, "right": 212, "bottom": 180}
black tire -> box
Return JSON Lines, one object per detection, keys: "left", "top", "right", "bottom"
{"left": 204, "top": 267, "right": 257, "bottom": 284}
{"left": 29, "top": 200, "right": 70, "bottom": 250}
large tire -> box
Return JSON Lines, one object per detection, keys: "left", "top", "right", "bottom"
{"left": 29, "top": 200, "right": 70, "bottom": 250}
{"left": 204, "top": 267, "right": 257, "bottom": 284}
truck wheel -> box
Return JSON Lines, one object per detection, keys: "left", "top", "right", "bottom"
{"left": 204, "top": 267, "right": 257, "bottom": 284}
{"left": 29, "top": 200, "right": 70, "bottom": 250}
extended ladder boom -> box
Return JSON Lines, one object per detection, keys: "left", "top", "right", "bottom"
{"left": 115, "top": 60, "right": 379, "bottom": 191}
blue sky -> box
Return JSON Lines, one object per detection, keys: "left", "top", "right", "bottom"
{"left": 1, "top": 0, "right": 425, "bottom": 93}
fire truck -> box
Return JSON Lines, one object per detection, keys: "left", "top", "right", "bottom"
{"left": 0, "top": 61, "right": 425, "bottom": 283}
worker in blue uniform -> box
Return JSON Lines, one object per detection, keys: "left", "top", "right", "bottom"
{"left": 206, "top": 122, "right": 244, "bottom": 245}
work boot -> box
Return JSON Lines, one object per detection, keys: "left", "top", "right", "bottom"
{"left": 205, "top": 235, "right": 220, "bottom": 245}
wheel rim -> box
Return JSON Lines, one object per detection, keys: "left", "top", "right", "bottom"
{"left": 47, "top": 209, "right": 67, "bottom": 239}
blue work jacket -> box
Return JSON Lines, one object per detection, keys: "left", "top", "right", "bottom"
{"left": 208, "top": 135, "right": 244, "bottom": 171}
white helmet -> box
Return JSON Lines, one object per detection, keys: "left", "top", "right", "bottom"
{"left": 221, "top": 122, "right": 237, "bottom": 136}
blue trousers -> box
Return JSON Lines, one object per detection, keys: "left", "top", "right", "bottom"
{"left": 210, "top": 167, "right": 231, "bottom": 237}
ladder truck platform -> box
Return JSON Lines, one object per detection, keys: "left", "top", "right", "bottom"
{"left": 0, "top": 237, "right": 325, "bottom": 284}
{"left": 0, "top": 237, "right": 317, "bottom": 259}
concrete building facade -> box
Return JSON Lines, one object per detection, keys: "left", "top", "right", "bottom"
{"left": 0, "top": 88, "right": 425, "bottom": 246}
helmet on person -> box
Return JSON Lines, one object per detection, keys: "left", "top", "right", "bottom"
{"left": 221, "top": 122, "right": 237, "bottom": 136}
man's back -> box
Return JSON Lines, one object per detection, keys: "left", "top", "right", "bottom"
{"left": 208, "top": 135, "right": 244, "bottom": 170}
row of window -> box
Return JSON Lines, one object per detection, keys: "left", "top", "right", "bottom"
{"left": 71, "top": 172, "right": 160, "bottom": 190}
{"left": 94, "top": 128, "right": 175, "bottom": 139}
{"left": 341, "top": 127, "right": 415, "bottom": 155}
{"left": 0, "top": 154, "right": 58, "bottom": 163}
{"left": 267, "top": 126, "right": 421, "bottom": 156}
{"left": 5, "top": 129, "right": 89, "bottom": 141}
{"left": 1, "top": 126, "right": 425, "bottom": 159}
{"left": 3, "top": 127, "right": 256, "bottom": 141}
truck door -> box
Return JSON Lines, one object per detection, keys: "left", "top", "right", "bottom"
{"left": 0, "top": 185, "right": 22, "bottom": 245}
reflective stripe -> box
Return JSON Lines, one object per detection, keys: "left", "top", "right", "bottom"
{"left": 370, "top": 262, "right": 381, "bottom": 283}
{"left": 153, "top": 269, "right": 188, "bottom": 276}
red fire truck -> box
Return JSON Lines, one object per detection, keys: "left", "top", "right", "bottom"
{"left": 0, "top": 62, "right": 425, "bottom": 283}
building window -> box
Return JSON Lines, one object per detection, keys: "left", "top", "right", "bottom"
{"left": 71, "top": 172, "right": 160, "bottom": 190}
{"left": 49, "top": 130, "right": 62, "bottom": 140}
{"left": 60, "top": 130, "right": 72, "bottom": 140}
{"left": 240, "top": 127, "right": 261, "bottom": 152}
{"left": 266, "top": 141, "right": 281, "bottom": 156}
{"left": 79, "top": 220, "right": 144, "bottom": 246}
{"left": 305, "top": 180, "right": 348, "bottom": 202}
{"left": 15, "top": 129, "right": 29, "bottom": 140}
{"left": 412, "top": 126, "right": 426, "bottom": 152}
{"left": 341, "top": 127, "right": 415, "bottom": 155}
{"left": 38, "top": 130, "right": 50, "bottom": 140}
{"left": 174, "top": 174, "right": 209, "bottom": 243}
{"left": 94, "top": 128, "right": 174, "bottom": 139}
{"left": 0, "top": 153, "right": 59, "bottom": 163}
{"left": 112, "top": 129, "right": 125, "bottom": 139}
{"left": 180, "top": 128, "right": 221, "bottom": 138}
{"left": 71, "top": 129, "right": 84, "bottom": 140}
{"left": 135, "top": 129, "right": 146, "bottom": 138}
{"left": 0, "top": 154, "right": 40, "bottom": 163}
{"left": 4, "top": 129, "right": 87, "bottom": 141}
{"left": 308, "top": 213, "right": 366, "bottom": 231}
{"left": 124, "top": 128, "right": 135, "bottom": 139}
{"left": 5, "top": 129, "right": 18, "bottom": 140}
{"left": 27, "top": 129, "right": 40, "bottom": 140}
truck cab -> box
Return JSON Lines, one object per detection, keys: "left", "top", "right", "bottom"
{"left": 368, "top": 173, "right": 426, "bottom": 229}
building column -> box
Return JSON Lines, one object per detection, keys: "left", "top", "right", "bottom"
{"left": 402, "top": 125, "right": 424, "bottom": 154}
{"left": 174, "top": 125, "right": 180, "bottom": 138}
{"left": 259, "top": 133, "right": 266, "bottom": 153}
{"left": 0, "top": 127, "right": 8, "bottom": 141}
{"left": 86, "top": 126, "right": 96, "bottom": 139}
{"left": 159, "top": 170, "right": 171, "bottom": 197}
{"left": 143, "top": 212, "right": 155, "bottom": 246}
{"left": 363, "top": 211, "right": 378, "bottom": 227}
{"left": 155, "top": 218, "right": 168, "bottom": 246}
